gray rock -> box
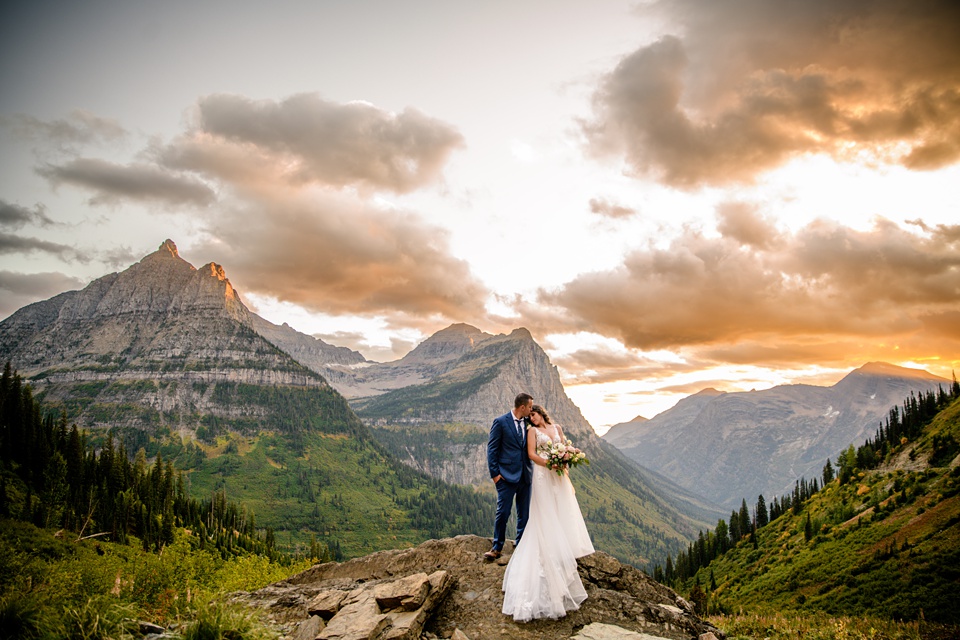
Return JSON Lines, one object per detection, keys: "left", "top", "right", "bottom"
{"left": 307, "top": 590, "right": 349, "bottom": 619}
{"left": 373, "top": 572, "right": 430, "bottom": 612}
{"left": 291, "top": 615, "right": 325, "bottom": 640}
{"left": 572, "top": 623, "right": 675, "bottom": 640}
{"left": 232, "top": 535, "right": 723, "bottom": 640}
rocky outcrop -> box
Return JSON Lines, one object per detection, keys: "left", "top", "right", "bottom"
{"left": 603, "top": 363, "right": 948, "bottom": 509}
{"left": 231, "top": 535, "right": 722, "bottom": 640}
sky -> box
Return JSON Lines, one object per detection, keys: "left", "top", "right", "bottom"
{"left": 2, "top": 0, "right": 959, "bottom": 431}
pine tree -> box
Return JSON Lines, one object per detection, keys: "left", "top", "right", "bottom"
{"left": 738, "top": 499, "right": 750, "bottom": 537}
{"left": 756, "top": 494, "right": 768, "bottom": 528}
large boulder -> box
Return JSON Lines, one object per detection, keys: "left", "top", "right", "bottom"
{"left": 230, "top": 535, "right": 722, "bottom": 640}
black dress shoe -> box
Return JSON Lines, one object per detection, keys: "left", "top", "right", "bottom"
{"left": 483, "top": 548, "right": 502, "bottom": 561}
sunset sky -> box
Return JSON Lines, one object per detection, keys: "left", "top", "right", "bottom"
{"left": 2, "top": 0, "right": 959, "bottom": 430}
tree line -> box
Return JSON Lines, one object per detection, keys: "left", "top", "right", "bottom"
{"left": 0, "top": 363, "right": 338, "bottom": 563}
{"left": 653, "top": 375, "right": 960, "bottom": 587}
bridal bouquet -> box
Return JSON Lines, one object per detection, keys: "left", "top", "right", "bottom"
{"left": 544, "top": 439, "right": 589, "bottom": 476}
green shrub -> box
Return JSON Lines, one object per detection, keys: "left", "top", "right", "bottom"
{"left": 61, "top": 596, "right": 138, "bottom": 640}
{"left": 182, "top": 602, "right": 272, "bottom": 640}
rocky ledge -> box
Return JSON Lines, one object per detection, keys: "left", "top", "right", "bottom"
{"left": 229, "top": 535, "right": 723, "bottom": 640}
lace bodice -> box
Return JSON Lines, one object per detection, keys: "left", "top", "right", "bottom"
{"left": 534, "top": 427, "right": 560, "bottom": 454}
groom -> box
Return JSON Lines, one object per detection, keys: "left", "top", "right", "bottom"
{"left": 484, "top": 392, "right": 534, "bottom": 561}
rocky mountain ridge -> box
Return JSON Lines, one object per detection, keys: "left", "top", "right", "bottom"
{"left": 603, "top": 363, "right": 949, "bottom": 509}
{"left": 0, "top": 240, "right": 368, "bottom": 431}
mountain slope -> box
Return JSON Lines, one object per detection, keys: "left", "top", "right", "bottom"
{"left": 603, "top": 363, "right": 949, "bottom": 509}
{"left": 322, "top": 323, "right": 725, "bottom": 567}
{"left": 0, "top": 240, "right": 492, "bottom": 557}
{"left": 687, "top": 394, "right": 960, "bottom": 624}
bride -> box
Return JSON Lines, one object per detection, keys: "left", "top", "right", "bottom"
{"left": 501, "top": 404, "right": 594, "bottom": 622}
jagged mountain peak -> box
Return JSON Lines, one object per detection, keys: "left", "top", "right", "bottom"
{"left": 159, "top": 238, "right": 180, "bottom": 258}
{"left": 398, "top": 323, "right": 493, "bottom": 366}
{"left": 507, "top": 327, "right": 533, "bottom": 341}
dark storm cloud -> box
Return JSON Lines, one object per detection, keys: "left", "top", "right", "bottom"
{"left": 192, "top": 93, "right": 465, "bottom": 193}
{"left": 584, "top": 0, "right": 960, "bottom": 186}
{"left": 36, "top": 157, "right": 217, "bottom": 206}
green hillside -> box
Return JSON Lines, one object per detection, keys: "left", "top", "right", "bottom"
{"left": 3, "top": 364, "right": 494, "bottom": 560}
{"left": 664, "top": 386, "right": 960, "bottom": 626}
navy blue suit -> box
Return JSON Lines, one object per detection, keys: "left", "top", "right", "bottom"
{"left": 487, "top": 411, "right": 533, "bottom": 551}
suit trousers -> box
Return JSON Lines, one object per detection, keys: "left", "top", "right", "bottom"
{"left": 493, "top": 477, "right": 532, "bottom": 551}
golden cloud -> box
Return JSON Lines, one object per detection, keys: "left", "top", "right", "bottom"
{"left": 584, "top": 0, "right": 960, "bottom": 186}
{"left": 534, "top": 212, "right": 960, "bottom": 373}
{"left": 189, "top": 189, "right": 489, "bottom": 321}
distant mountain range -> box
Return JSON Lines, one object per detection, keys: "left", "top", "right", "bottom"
{"left": 0, "top": 239, "right": 719, "bottom": 567}
{"left": 604, "top": 362, "right": 950, "bottom": 509}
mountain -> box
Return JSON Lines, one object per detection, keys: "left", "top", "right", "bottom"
{"left": 302, "top": 322, "right": 725, "bottom": 568}
{"left": 603, "top": 363, "right": 949, "bottom": 509}
{"left": 676, "top": 392, "right": 960, "bottom": 624}
{"left": 0, "top": 240, "right": 492, "bottom": 557}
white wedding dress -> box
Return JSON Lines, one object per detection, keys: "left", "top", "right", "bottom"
{"left": 501, "top": 426, "right": 595, "bottom": 622}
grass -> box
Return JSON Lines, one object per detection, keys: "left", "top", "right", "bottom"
{"left": 0, "top": 518, "right": 308, "bottom": 636}
{"left": 710, "top": 612, "right": 959, "bottom": 640}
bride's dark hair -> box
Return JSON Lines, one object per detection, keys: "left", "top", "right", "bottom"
{"left": 530, "top": 405, "right": 552, "bottom": 424}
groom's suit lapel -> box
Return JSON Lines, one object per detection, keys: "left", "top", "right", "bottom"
{"left": 506, "top": 413, "right": 522, "bottom": 446}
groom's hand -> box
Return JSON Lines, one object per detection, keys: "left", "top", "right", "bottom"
{"left": 492, "top": 474, "right": 502, "bottom": 484}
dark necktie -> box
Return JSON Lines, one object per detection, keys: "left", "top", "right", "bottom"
{"left": 515, "top": 419, "right": 523, "bottom": 438}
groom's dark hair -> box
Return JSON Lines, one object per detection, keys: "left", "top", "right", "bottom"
{"left": 514, "top": 392, "right": 533, "bottom": 408}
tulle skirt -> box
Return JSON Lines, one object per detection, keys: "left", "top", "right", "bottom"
{"left": 501, "top": 464, "right": 594, "bottom": 621}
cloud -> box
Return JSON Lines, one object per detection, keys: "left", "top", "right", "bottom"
{"left": 37, "top": 157, "right": 217, "bottom": 206}
{"left": 15, "top": 94, "right": 481, "bottom": 326}
{"left": 0, "top": 200, "right": 55, "bottom": 229}
{"left": 551, "top": 345, "right": 696, "bottom": 384}
{"left": 534, "top": 212, "right": 960, "bottom": 369}
{"left": 314, "top": 331, "right": 416, "bottom": 362}
{"left": 0, "top": 232, "right": 88, "bottom": 262}
{"left": 588, "top": 197, "right": 637, "bottom": 219}
{"left": 189, "top": 93, "right": 464, "bottom": 193}
{"left": 715, "top": 201, "right": 780, "bottom": 249}
{"left": 583, "top": 0, "right": 960, "bottom": 186}
{"left": 189, "top": 190, "right": 490, "bottom": 321}
{"left": 0, "top": 270, "right": 84, "bottom": 318}
{"left": 5, "top": 109, "right": 127, "bottom": 149}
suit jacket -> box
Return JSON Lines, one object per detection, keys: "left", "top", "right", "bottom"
{"left": 487, "top": 411, "right": 533, "bottom": 485}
